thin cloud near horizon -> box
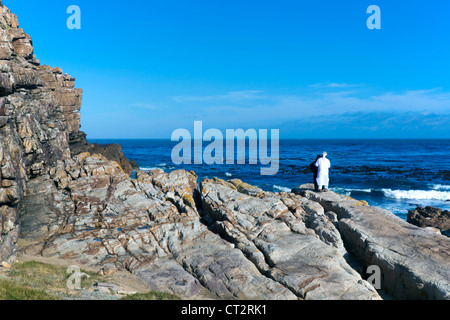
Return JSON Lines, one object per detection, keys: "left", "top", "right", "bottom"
{"left": 309, "top": 82, "right": 365, "bottom": 89}
{"left": 167, "top": 86, "right": 450, "bottom": 118}
{"left": 88, "top": 86, "right": 450, "bottom": 139}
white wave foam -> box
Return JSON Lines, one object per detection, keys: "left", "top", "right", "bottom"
{"left": 432, "top": 184, "right": 450, "bottom": 191}
{"left": 139, "top": 167, "right": 160, "bottom": 171}
{"left": 382, "top": 189, "right": 450, "bottom": 201}
{"left": 330, "top": 187, "right": 350, "bottom": 196}
{"left": 348, "top": 188, "right": 372, "bottom": 193}
{"left": 273, "top": 185, "right": 291, "bottom": 193}
{"left": 331, "top": 187, "right": 372, "bottom": 196}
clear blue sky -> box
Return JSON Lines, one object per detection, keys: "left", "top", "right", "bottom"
{"left": 5, "top": 0, "right": 450, "bottom": 138}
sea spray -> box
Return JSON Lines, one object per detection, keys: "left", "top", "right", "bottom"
{"left": 382, "top": 189, "right": 450, "bottom": 201}
{"left": 273, "top": 185, "right": 291, "bottom": 193}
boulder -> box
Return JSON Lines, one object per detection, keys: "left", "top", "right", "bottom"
{"left": 408, "top": 206, "right": 450, "bottom": 237}
{"left": 69, "top": 131, "right": 138, "bottom": 175}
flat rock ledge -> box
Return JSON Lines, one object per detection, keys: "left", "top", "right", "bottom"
{"left": 294, "top": 185, "right": 450, "bottom": 300}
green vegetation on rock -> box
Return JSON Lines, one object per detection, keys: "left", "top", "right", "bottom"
{"left": 0, "top": 261, "right": 100, "bottom": 300}
{"left": 121, "top": 291, "right": 181, "bottom": 300}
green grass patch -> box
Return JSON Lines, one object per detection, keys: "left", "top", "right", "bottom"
{"left": 0, "top": 278, "right": 55, "bottom": 300}
{"left": 0, "top": 260, "right": 102, "bottom": 300}
{"left": 8, "top": 261, "right": 101, "bottom": 290}
{"left": 121, "top": 291, "right": 181, "bottom": 300}
{"left": 1, "top": 260, "right": 181, "bottom": 300}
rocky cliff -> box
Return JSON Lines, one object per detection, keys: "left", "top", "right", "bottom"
{"left": 0, "top": 3, "right": 449, "bottom": 300}
{"left": 0, "top": 3, "right": 76, "bottom": 264}
{"left": 0, "top": 2, "right": 136, "bottom": 265}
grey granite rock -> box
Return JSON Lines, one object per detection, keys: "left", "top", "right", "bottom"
{"left": 18, "top": 162, "right": 297, "bottom": 300}
{"left": 298, "top": 188, "right": 450, "bottom": 300}
{"left": 407, "top": 206, "right": 450, "bottom": 237}
{"left": 201, "top": 178, "right": 381, "bottom": 300}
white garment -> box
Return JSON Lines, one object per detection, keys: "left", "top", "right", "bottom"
{"left": 315, "top": 156, "right": 331, "bottom": 189}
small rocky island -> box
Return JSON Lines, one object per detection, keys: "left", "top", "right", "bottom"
{"left": 0, "top": 2, "right": 448, "bottom": 300}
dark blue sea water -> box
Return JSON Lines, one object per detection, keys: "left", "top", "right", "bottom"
{"left": 90, "top": 139, "right": 450, "bottom": 220}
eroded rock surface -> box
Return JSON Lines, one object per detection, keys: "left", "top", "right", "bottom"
{"left": 200, "top": 178, "right": 380, "bottom": 300}
{"left": 69, "top": 131, "right": 139, "bottom": 175}
{"left": 19, "top": 162, "right": 298, "bottom": 299}
{"left": 297, "top": 186, "right": 450, "bottom": 300}
{"left": 17, "top": 159, "right": 384, "bottom": 300}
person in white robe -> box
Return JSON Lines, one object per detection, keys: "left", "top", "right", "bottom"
{"left": 315, "top": 152, "right": 331, "bottom": 192}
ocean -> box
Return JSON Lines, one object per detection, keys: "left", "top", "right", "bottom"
{"left": 90, "top": 139, "right": 450, "bottom": 221}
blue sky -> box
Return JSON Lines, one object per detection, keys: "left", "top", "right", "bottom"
{"left": 5, "top": 0, "right": 450, "bottom": 138}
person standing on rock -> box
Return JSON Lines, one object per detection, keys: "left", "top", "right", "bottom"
{"left": 315, "top": 152, "right": 331, "bottom": 192}
{"left": 309, "top": 154, "right": 322, "bottom": 191}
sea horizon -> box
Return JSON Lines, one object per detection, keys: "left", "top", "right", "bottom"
{"left": 88, "top": 138, "right": 450, "bottom": 221}
{"left": 88, "top": 138, "right": 450, "bottom": 141}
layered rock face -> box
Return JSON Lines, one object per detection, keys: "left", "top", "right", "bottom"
{"left": 0, "top": 2, "right": 136, "bottom": 264}
{"left": 0, "top": 4, "right": 77, "bottom": 264}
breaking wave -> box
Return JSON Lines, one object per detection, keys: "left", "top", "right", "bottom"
{"left": 334, "top": 186, "right": 450, "bottom": 202}
{"left": 431, "top": 184, "right": 450, "bottom": 191}
{"left": 331, "top": 187, "right": 372, "bottom": 196}
{"left": 139, "top": 167, "right": 160, "bottom": 171}
{"left": 381, "top": 189, "right": 450, "bottom": 201}
{"left": 273, "top": 185, "right": 291, "bottom": 193}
